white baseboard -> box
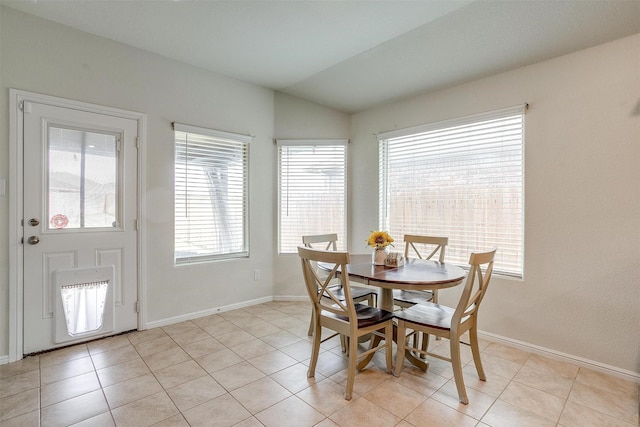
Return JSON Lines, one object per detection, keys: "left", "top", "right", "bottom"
{"left": 145, "top": 296, "right": 274, "bottom": 329}
{"left": 272, "top": 295, "right": 308, "bottom": 302}
{"left": 0, "top": 355, "right": 8, "bottom": 365}
{"left": 145, "top": 295, "right": 308, "bottom": 329}
{"left": 478, "top": 331, "right": 640, "bottom": 384}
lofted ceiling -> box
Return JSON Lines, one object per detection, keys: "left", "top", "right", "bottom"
{"left": 2, "top": 0, "right": 640, "bottom": 113}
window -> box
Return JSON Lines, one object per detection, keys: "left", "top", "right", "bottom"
{"left": 378, "top": 105, "right": 526, "bottom": 277}
{"left": 174, "top": 123, "right": 251, "bottom": 264}
{"left": 47, "top": 126, "right": 119, "bottom": 229}
{"left": 278, "top": 139, "right": 347, "bottom": 253}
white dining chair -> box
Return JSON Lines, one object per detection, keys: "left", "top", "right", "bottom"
{"left": 393, "top": 234, "right": 448, "bottom": 309}
{"left": 298, "top": 246, "right": 394, "bottom": 400}
{"left": 302, "top": 234, "right": 377, "bottom": 338}
{"left": 394, "top": 234, "right": 448, "bottom": 351}
{"left": 394, "top": 248, "right": 496, "bottom": 404}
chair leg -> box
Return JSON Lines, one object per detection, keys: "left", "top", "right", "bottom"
{"left": 449, "top": 337, "right": 468, "bottom": 404}
{"left": 469, "top": 325, "right": 486, "bottom": 381}
{"left": 344, "top": 333, "right": 358, "bottom": 400}
{"left": 307, "top": 307, "right": 314, "bottom": 336}
{"left": 341, "top": 335, "right": 349, "bottom": 354}
{"left": 394, "top": 321, "right": 407, "bottom": 377}
{"left": 308, "top": 324, "right": 321, "bottom": 379}
{"left": 384, "top": 324, "right": 393, "bottom": 374}
{"left": 412, "top": 331, "right": 421, "bottom": 356}
{"left": 421, "top": 332, "right": 430, "bottom": 358}
{"left": 414, "top": 332, "right": 427, "bottom": 358}
{"left": 433, "top": 290, "right": 441, "bottom": 341}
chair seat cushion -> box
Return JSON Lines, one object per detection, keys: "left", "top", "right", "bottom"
{"left": 393, "top": 289, "right": 434, "bottom": 305}
{"left": 324, "top": 285, "right": 376, "bottom": 302}
{"left": 324, "top": 304, "right": 394, "bottom": 328}
{"left": 393, "top": 302, "right": 454, "bottom": 330}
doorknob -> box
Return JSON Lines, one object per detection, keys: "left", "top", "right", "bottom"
{"left": 27, "top": 236, "right": 40, "bottom": 245}
{"left": 28, "top": 218, "right": 40, "bottom": 226}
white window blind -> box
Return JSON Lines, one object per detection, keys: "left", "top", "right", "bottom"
{"left": 278, "top": 139, "right": 347, "bottom": 254}
{"left": 378, "top": 105, "right": 526, "bottom": 277}
{"left": 174, "top": 123, "right": 251, "bottom": 264}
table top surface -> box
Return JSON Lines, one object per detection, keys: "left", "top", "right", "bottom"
{"left": 322, "top": 253, "right": 466, "bottom": 291}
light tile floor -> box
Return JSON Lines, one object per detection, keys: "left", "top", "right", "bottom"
{"left": 1, "top": 301, "right": 638, "bottom": 426}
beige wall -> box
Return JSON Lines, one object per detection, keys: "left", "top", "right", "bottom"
{"left": 0, "top": 7, "right": 278, "bottom": 357}
{"left": 0, "top": 7, "right": 350, "bottom": 360}
{"left": 349, "top": 33, "right": 640, "bottom": 374}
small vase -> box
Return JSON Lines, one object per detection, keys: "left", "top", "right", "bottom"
{"left": 372, "top": 247, "right": 389, "bottom": 265}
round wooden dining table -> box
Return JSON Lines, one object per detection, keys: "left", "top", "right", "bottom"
{"left": 337, "top": 254, "right": 466, "bottom": 312}
{"left": 320, "top": 253, "right": 467, "bottom": 370}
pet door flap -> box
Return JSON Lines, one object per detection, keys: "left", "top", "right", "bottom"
{"left": 60, "top": 281, "right": 109, "bottom": 335}
{"left": 54, "top": 266, "right": 115, "bottom": 343}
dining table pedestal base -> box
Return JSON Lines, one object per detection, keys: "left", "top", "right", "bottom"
{"left": 356, "top": 325, "right": 429, "bottom": 372}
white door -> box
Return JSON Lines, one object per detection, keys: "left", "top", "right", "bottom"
{"left": 22, "top": 101, "right": 139, "bottom": 354}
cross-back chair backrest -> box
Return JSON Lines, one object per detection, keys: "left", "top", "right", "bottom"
{"left": 451, "top": 248, "right": 496, "bottom": 327}
{"left": 302, "top": 233, "right": 338, "bottom": 251}
{"left": 403, "top": 235, "right": 448, "bottom": 263}
{"left": 302, "top": 234, "right": 340, "bottom": 283}
{"left": 298, "top": 246, "right": 356, "bottom": 322}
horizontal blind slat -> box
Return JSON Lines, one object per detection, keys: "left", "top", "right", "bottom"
{"left": 379, "top": 109, "right": 524, "bottom": 277}
{"left": 278, "top": 142, "right": 347, "bottom": 253}
{"left": 175, "top": 128, "right": 249, "bottom": 263}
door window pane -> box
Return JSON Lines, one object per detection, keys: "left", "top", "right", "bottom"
{"left": 47, "top": 126, "right": 119, "bottom": 229}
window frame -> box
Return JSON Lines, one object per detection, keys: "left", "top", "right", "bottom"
{"left": 277, "top": 139, "right": 348, "bottom": 254}
{"left": 173, "top": 122, "right": 252, "bottom": 265}
{"left": 377, "top": 105, "right": 526, "bottom": 278}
